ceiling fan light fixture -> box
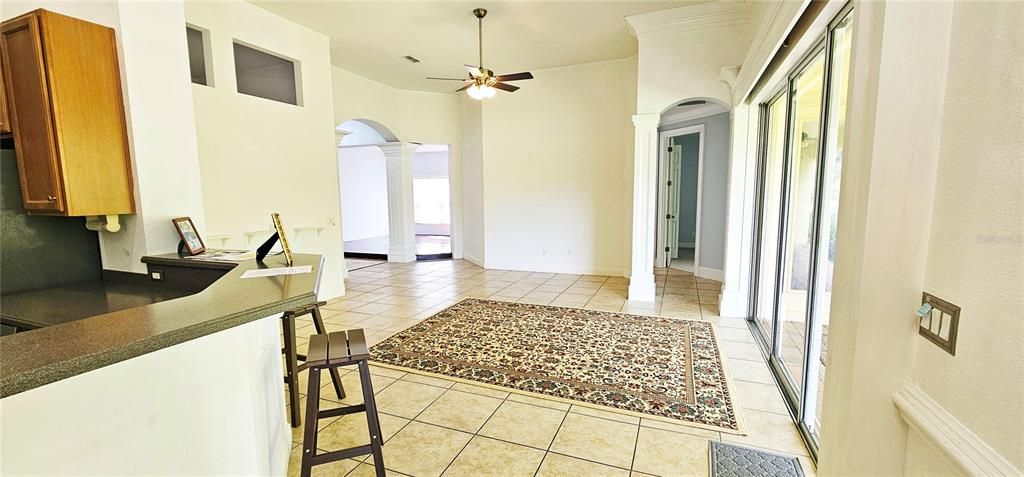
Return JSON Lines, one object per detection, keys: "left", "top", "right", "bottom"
{"left": 467, "top": 83, "right": 496, "bottom": 100}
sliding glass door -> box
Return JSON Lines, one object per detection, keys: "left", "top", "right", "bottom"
{"left": 749, "top": 5, "right": 853, "bottom": 454}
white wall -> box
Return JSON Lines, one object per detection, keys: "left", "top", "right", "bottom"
{"left": 461, "top": 100, "right": 485, "bottom": 265}
{"left": 661, "top": 112, "right": 731, "bottom": 271}
{"left": 338, "top": 146, "right": 389, "bottom": 241}
{"left": 185, "top": 0, "right": 345, "bottom": 298}
{"left": 912, "top": 0, "right": 1024, "bottom": 471}
{"left": 412, "top": 150, "right": 449, "bottom": 179}
{"left": 479, "top": 57, "right": 637, "bottom": 276}
{"left": 3, "top": 0, "right": 207, "bottom": 275}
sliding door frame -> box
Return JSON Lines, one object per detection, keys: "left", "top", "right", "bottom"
{"left": 745, "top": 2, "right": 854, "bottom": 462}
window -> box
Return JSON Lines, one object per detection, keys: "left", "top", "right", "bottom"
{"left": 413, "top": 178, "right": 451, "bottom": 225}
{"left": 232, "top": 41, "right": 300, "bottom": 105}
{"left": 186, "top": 26, "right": 212, "bottom": 86}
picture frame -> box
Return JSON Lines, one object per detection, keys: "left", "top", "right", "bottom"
{"left": 271, "top": 212, "right": 294, "bottom": 266}
{"left": 172, "top": 216, "right": 206, "bottom": 256}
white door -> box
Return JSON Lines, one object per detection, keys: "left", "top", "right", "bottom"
{"left": 665, "top": 143, "right": 682, "bottom": 265}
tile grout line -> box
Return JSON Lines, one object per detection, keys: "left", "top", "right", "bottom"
{"left": 531, "top": 401, "right": 573, "bottom": 477}
{"left": 434, "top": 386, "right": 514, "bottom": 476}
{"left": 628, "top": 419, "right": 642, "bottom": 474}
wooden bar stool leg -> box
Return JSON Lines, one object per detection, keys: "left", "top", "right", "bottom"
{"left": 311, "top": 306, "right": 346, "bottom": 400}
{"left": 282, "top": 314, "right": 302, "bottom": 428}
{"left": 299, "top": 367, "right": 322, "bottom": 477}
{"left": 358, "top": 360, "right": 386, "bottom": 476}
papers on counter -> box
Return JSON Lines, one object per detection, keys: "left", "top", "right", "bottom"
{"left": 240, "top": 265, "right": 312, "bottom": 279}
{"left": 182, "top": 249, "right": 255, "bottom": 262}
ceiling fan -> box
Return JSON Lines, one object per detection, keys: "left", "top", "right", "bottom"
{"left": 426, "top": 8, "right": 534, "bottom": 100}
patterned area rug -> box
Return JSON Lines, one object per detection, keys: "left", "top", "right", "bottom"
{"left": 709, "top": 441, "right": 805, "bottom": 477}
{"left": 370, "top": 298, "right": 744, "bottom": 433}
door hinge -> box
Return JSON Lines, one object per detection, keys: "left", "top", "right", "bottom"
{"left": 667, "top": 180, "right": 672, "bottom": 186}
{"left": 665, "top": 246, "right": 671, "bottom": 252}
{"left": 666, "top": 214, "right": 672, "bottom": 219}
{"left": 667, "top": 146, "right": 673, "bottom": 152}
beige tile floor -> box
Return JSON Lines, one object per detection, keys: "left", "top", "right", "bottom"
{"left": 284, "top": 260, "right": 815, "bottom": 477}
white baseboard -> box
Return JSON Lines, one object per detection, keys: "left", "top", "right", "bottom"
{"left": 893, "top": 384, "right": 1020, "bottom": 476}
{"left": 387, "top": 247, "right": 416, "bottom": 263}
{"left": 718, "top": 290, "right": 748, "bottom": 318}
{"left": 481, "top": 259, "right": 626, "bottom": 278}
{"left": 696, "top": 266, "right": 724, "bottom": 282}
{"left": 462, "top": 253, "right": 484, "bottom": 268}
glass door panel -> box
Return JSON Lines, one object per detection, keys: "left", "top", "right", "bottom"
{"left": 806, "top": 11, "right": 853, "bottom": 439}
{"left": 754, "top": 94, "right": 789, "bottom": 343}
{"left": 753, "top": 94, "right": 790, "bottom": 345}
{"left": 776, "top": 52, "right": 826, "bottom": 393}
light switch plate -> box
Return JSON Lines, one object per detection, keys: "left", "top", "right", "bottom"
{"left": 919, "top": 292, "right": 960, "bottom": 355}
{"left": 150, "top": 270, "right": 164, "bottom": 282}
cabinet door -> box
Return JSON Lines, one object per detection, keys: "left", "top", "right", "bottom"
{"left": 1, "top": 54, "right": 10, "bottom": 135}
{"left": 0, "top": 14, "right": 64, "bottom": 213}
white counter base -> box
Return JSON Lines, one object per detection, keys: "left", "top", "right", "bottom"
{"left": 1, "top": 313, "right": 288, "bottom": 475}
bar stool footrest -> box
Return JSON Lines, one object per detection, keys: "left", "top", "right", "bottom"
{"left": 318, "top": 403, "right": 366, "bottom": 420}
{"left": 310, "top": 444, "right": 374, "bottom": 466}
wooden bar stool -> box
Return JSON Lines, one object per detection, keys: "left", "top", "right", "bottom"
{"left": 300, "top": 329, "right": 385, "bottom": 477}
{"left": 281, "top": 301, "right": 345, "bottom": 428}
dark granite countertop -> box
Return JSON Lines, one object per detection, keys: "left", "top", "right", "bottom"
{"left": 0, "top": 253, "right": 323, "bottom": 397}
{"left": 1, "top": 282, "right": 189, "bottom": 330}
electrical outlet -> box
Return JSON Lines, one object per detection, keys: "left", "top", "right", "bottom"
{"left": 150, "top": 269, "right": 164, "bottom": 282}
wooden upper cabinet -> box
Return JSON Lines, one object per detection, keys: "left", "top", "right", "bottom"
{"left": 0, "top": 10, "right": 135, "bottom": 217}
{"left": 0, "top": 53, "right": 10, "bottom": 135}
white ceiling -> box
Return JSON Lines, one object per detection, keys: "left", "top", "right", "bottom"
{"left": 249, "top": 1, "right": 700, "bottom": 93}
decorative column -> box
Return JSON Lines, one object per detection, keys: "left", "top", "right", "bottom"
{"left": 628, "top": 113, "right": 661, "bottom": 302}
{"left": 379, "top": 143, "right": 418, "bottom": 263}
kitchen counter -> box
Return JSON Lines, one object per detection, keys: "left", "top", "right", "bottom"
{"left": 0, "top": 253, "right": 323, "bottom": 397}
{"left": 1, "top": 282, "right": 189, "bottom": 331}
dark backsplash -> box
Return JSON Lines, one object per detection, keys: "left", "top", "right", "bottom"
{"left": 1, "top": 148, "right": 102, "bottom": 294}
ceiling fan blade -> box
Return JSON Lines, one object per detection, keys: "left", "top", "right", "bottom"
{"left": 495, "top": 72, "right": 533, "bottom": 82}
{"left": 464, "top": 64, "right": 483, "bottom": 77}
{"left": 455, "top": 83, "right": 472, "bottom": 92}
{"left": 493, "top": 82, "right": 520, "bottom": 93}
{"left": 427, "top": 77, "right": 472, "bottom": 81}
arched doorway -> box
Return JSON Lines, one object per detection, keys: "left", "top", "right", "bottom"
{"left": 335, "top": 119, "right": 455, "bottom": 265}
{"left": 336, "top": 119, "right": 395, "bottom": 262}
{"left": 654, "top": 98, "right": 731, "bottom": 280}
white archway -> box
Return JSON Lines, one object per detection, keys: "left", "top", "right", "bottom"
{"left": 336, "top": 118, "right": 418, "bottom": 263}
{"left": 628, "top": 96, "right": 734, "bottom": 302}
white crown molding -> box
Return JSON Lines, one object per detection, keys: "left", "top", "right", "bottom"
{"left": 626, "top": 1, "right": 749, "bottom": 39}
{"left": 893, "top": 384, "right": 1020, "bottom": 476}
{"left": 734, "top": 0, "right": 809, "bottom": 102}
{"left": 633, "top": 113, "right": 661, "bottom": 128}
{"left": 660, "top": 103, "right": 730, "bottom": 127}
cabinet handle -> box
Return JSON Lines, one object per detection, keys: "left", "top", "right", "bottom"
{"left": 47, "top": 196, "right": 56, "bottom": 201}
